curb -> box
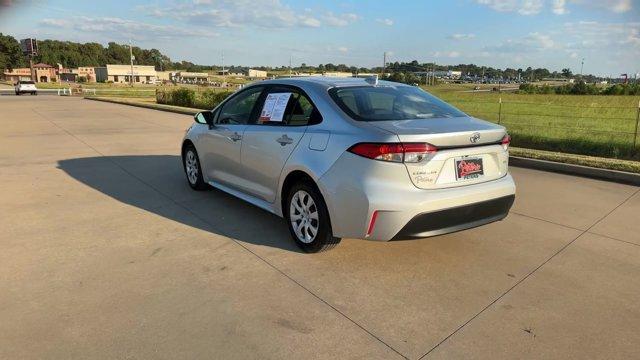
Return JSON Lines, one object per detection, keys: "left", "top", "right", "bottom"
{"left": 510, "top": 156, "right": 640, "bottom": 186}
{"left": 85, "top": 96, "right": 200, "bottom": 116}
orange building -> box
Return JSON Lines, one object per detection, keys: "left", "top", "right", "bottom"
{"left": 3, "top": 63, "right": 59, "bottom": 83}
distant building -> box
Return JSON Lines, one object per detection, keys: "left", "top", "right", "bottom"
{"left": 95, "top": 64, "right": 157, "bottom": 84}
{"left": 75, "top": 67, "right": 96, "bottom": 82}
{"left": 217, "top": 69, "right": 243, "bottom": 76}
{"left": 156, "top": 71, "right": 173, "bottom": 82}
{"left": 59, "top": 67, "right": 97, "bottom": 82}
{"left": 2, "top": 63, "right": 58, "bottom": 83}
{"left": 245, "top": 69, "right": 267, "bottom": 78}
{"left": 3, "top": 68, "right": 32, "bottom": 83}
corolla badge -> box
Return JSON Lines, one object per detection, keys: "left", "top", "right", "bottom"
{"left": 470, "top": 132, "right": 481, "bottom": 143}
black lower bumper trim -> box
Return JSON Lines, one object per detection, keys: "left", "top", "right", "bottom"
{"left": 392, "top": 195, "right": 515, "bottom": 240}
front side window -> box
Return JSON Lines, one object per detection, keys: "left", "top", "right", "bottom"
{"left": 330, "top": 86, "right": 466, "bottom": 121}
{"left": 216, "top": 86, "right": 263, "bottom": 125}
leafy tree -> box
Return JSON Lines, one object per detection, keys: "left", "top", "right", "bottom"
{"left": 0, "top": 33, "right": 25, "bottom": 71}
{"left": 561, "top": 68, "right": 573, "bottom": 78}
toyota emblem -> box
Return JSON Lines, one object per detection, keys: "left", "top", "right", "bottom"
{"left": 470, "top": 132, "right": 481, "bottom": 143}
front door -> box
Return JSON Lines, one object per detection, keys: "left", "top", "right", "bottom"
{"left": 199, "top": 86, "right": 264, "bottom": 189}
{"left": 240, "top": 86, "right": 322, "bottom": 202}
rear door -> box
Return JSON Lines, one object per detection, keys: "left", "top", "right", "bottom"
{"left": 239, "top": 85, "right": 321, "bottom": 202}
{"left": 199, "top": 86, "right": 264, "bottom": 189}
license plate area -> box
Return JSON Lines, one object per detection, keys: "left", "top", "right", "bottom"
{"left": 455, "top": 157, "right": 484, "bottom": 181}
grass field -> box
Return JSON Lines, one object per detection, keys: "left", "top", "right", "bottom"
{"left": 426, "top": 85, "right": 640, "bottom": 160}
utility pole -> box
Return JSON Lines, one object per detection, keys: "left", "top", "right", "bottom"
{"left": 383, "top": 52, "right": 387, "bottom": 78}
{"left": 580, "top": 58, "right": 584, "bottom": 78}
{"left": 129, "top": 40, "right": 134, "bottom": 87}
{"left": 221, "top": 51, "right": 225, "bottom": 83}
{"left": 289, "top": 55, "right": 292, "bottom": 77}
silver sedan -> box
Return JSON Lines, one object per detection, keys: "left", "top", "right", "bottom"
{"left": 182, "top": 77, "right": 515, "bottom": 252}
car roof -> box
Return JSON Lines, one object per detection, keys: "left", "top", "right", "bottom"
{"left": 253, "top": 76, "right": 408, "bottom": 90}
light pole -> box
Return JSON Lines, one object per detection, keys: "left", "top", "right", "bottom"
{"left": 580, "top": 58, "right": 584, "bottom": 78}
{"left": 129, "top": 40, "right": 134, "bottom": 87}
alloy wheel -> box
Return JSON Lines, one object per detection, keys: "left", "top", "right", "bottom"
{"left": 185, "top": 150, "right": 199, "bottom": 185}
{"left": 289, "top": 190, "right": 319, "bottom": 243}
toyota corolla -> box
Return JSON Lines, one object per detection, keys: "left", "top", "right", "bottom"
{"left": 182, "top": 77, "right": 515, "bottom": 252}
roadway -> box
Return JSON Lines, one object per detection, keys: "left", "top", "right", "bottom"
{"left": 1, "top": 96, "right": 639, "bottom": 359}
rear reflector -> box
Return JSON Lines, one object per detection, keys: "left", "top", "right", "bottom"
{"left": 348, "top": 142, "right": 437, "bottom": 163}
{"left": 366, "top": 210, "right": 379, "bottom": 237}
{"left": 501, "top": 134, "right": 511, "bottom": 151}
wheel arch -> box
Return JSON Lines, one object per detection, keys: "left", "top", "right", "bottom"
{"left": 181, "top": 139, "right": 195, "bottom": 159}
{"left": 279, "top": 169, "right": 332, "bottom": 219}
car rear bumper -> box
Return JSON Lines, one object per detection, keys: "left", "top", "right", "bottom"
{"left": 318, "top": 152, "right": 516, "bottom": 241}
{"left": 391, "top": 194, "right": 515, "bottom": 240}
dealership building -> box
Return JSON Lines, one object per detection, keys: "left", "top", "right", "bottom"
{"left": 95, "top": 64, "right": 158, "bottom": 84}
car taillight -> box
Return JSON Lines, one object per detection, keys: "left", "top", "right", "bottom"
{"left": 348, "top": 142, "right": 437, "bottom": 163}
{"left": 501, "top": 134, "right": 511, "bottom": 151}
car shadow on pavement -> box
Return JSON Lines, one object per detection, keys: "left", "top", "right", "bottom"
{"left": 58, "top": 155, "right": 303, "bottom": 253}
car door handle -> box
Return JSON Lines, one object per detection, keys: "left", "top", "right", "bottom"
{"left": 228, "top": 132, "right": 242, "bottom": 142}
{"left": 276, "top": 134, "right": 293, "bottom": 146}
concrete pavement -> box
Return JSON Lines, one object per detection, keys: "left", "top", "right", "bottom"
{"left": 1, "top": 96, "right": 639, "bottom": 359}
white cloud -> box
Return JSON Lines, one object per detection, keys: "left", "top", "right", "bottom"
{"left": 40, "top": 18, "right": 70, "bottom": 27}
{"left": 552, "top": 0, "right": 567, "bottom": 14}
{"left": 449, "top": 33, "right": 476, "bottom": 40}
{"left": 337, "top": 46, "right": 348, "bottom": 53}
{"left": 39, "top": 16, "right": 216, "bottom": 40}
{"left": 323, "top": 12, "right": 358, "bottom": 27}
{"left": 527, "top": 32, "right": 555, "bottom": 48}
{"left": 609, "top": 0, "right": 632, "bottom": 13}
{"left": 376, "top": 18, "right": 394, "bottom": 26}
{"left": 476, "top": 0, "right": 633, "bottom": 15}
{"left": 146, "top": 0, "right": 358, "bottom": 29}
{"left": 562, "top": 21, "right": 640, "bottom": 49}
{"left": 432, "top": 51, "right": 461, "bottom": 58}
{"left": 475, "top": 0, "right": 543, "bottom": 15}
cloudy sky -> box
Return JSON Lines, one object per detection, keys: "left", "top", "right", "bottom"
{"left": 0, "top": 0, "right": 638, "bottom": 75}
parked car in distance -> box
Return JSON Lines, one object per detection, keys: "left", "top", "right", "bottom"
{"left": 181, "top": 77, "right": 516, "bottom": 252}
{"left": 15, "top": 80, "right": 37, "bottom": 95}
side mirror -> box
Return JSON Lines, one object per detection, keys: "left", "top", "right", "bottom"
{"left": 194, "top": 111, "right": 215, "bottom": 126}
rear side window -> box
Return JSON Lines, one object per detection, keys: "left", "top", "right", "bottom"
{"left": 330, "top": 86, "right": 466, "bottom": 121}
{"left": 254, "top": 87, "right": 321, "bottom": 126}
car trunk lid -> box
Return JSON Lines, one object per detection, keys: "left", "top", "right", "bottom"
{"left": 369, "top": 116, "right": 510, "bottom": 189}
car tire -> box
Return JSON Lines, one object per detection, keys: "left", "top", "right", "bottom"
{"left": 183, "top": 144, "right": 208, "bottom": 191}
{"left": 32, "top": 92, "right": 37, "bottom": 96}
{"left": 285, "top": 182, "right": 341, "bottom": 253}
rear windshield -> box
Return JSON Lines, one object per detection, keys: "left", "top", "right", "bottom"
{"left": 329, "top": 85, "right": 466, "bottom": 121}
{"left": 20, "top": 81, "right": 35, "bottom": 84}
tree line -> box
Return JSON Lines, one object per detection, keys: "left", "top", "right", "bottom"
{"left": 1, "top": 32, "right": 603, "bottom": 82}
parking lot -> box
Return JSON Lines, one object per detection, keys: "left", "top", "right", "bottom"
{"left": 1, "top": 96, "right": 639, "bottom": 359}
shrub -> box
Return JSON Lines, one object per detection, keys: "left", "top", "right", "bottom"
{"left": 156, "top": 88, "right": 233, "bottom": 109}
{"left": 193, "top": 89, "right": 233, "bottom": 109}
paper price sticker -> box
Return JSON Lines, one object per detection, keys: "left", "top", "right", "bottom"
{"left": 259, "top": 92, "right": 292, "bottom": 122}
